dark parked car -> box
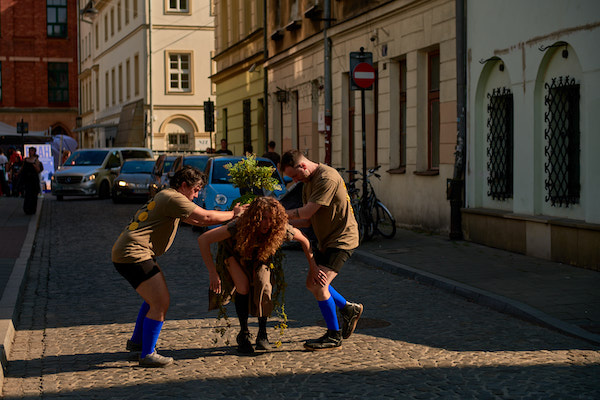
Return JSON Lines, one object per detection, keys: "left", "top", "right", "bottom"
{"left": 112, "top": 159, "right": 156, "bottom": 203}
{"left": 149, "top": 154, "right": 178, "bottom": 197}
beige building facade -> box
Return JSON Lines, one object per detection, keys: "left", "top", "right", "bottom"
{"left": 77, "top": 0, "right": 215, "bottom": 152}
{"left": 211, "top": 0, "right": 267, "bottom": 156}
{"left": 266, "top": 0, "right": 457, "bottom": 232}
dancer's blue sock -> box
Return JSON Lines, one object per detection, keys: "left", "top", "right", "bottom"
{"left": 318, "top": 296, "right": 339, "bottom": 331}
{"left": 328, "top": 286, "right": 347, "bottom": 309}
{"left": 141, "top": 317, "right": 163, "bottom": 358}
{"left": 130, "top": 302, "right": 150, "bottom": 344}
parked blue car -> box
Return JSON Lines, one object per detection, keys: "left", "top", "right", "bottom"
{"left": 196, "top": 156, "right": 286, "bottom": 213}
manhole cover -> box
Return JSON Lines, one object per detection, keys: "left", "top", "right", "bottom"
{"left": 317, "top": 318, "right": 391, "bottom": 329}
{"left": 376, "top": 248, "right": 410, "bottom": 254}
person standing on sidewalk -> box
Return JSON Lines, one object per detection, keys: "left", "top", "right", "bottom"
{"left": 111, "top": 166, "right": 247, "bottom": 367}
{"left": 20, "top": 147, "right": 43, "bottom": 214}
{"left": 280, "top": 150, "right": 363, "bottom": 351}
{"left": 198, "top": 196, "right": 325, "bottom": 354}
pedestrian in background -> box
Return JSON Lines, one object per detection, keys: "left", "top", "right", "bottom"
{"left": 20, "top": 147, "right": 43, "bottom": 214}
{"left": 111, "top": 166, "right": 247, "bottom": 367}
{"left": 262, "top": 141, "right": 281, "bottom": 169}
{"left": 198, "top": 196, "right": 324, "bottom": 354}
{"left": 0, "top": 148, "right": 9, "bottom": 196}
{"left": 216, "top": 139, "right": 233, "bottom": 155}
{"left": 8, "top": 147, "right": 23, "bottom": 196}
{"left": 281, "top": 150, "right": 363, "bottom": 351}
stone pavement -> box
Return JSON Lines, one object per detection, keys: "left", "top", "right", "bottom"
{"left": 0, "top": 196, "right": 41, "bottom": 382}
{"left": 0, "top": 196, "right": 599, "bottom": 398}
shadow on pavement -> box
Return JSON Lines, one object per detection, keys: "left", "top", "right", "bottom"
{"left": 4, "top": 363, "right": 600, "bottom": 399}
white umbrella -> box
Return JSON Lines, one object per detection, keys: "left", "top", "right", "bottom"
{"left": 51, "top": 134, "right": 78, "bottom": 170}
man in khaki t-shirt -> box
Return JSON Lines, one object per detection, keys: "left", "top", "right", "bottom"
{"left": 282, "top": 150, "right": 363, "bottom": 351}
{"left": 112, "top": 166, "right": 246, "bottom": 367}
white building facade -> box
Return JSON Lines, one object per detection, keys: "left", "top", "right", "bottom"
{"left": 464, "top": 0, "right": 600, "bottom": 270}
{"left": 77, "top": 0, "right": 215, "bottom": 152}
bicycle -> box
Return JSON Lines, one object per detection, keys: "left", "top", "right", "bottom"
{"left": 341, "top": 166, "right": 396, "bottom": 242}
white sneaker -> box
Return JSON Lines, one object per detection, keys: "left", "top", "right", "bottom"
{"left": 139, "top": 351, "right": 173, "bottom": 367}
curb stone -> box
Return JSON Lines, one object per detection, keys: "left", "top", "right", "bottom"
{"left": 0, "top": 198, "right": 43, "bottom": 389}
{"left": 352, "top": 249, "right": 600, "bottom": 346}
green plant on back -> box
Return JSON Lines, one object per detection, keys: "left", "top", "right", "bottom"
{"left": 224, "top": 154, "right": 282, "bottom": 194}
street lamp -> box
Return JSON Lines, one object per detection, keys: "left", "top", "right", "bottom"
{"left": 80, "top": 0, "right": 98, "bottom": 24}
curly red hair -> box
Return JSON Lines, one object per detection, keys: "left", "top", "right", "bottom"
{"left": 234, "top": 197, "right": 289, "bottom": 262}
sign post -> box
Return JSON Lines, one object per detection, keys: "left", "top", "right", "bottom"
{"left": 350, "top": 48, "right": 375, "bottom": 209}
{"left": 16, "top": 118, "right": 29, "bottom": 153}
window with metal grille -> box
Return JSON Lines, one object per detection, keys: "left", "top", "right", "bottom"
{"left": 428, "top": 51, "right": 440, "bottom": 170}
{"left": 544, "top": 76, "right": 580, "bottom": 207}
{"left": 47, "top": 0, "right": 67, "bottom": 38}
{"left": 48, "top": 62, "right": 69, "bottom": 103}
{"left": 486, "top": 87, "right": 513, "bottom": 200}
{"left": 169, "top": 53, "right": 191, "bottom": 93}
{"left": 399, "top": 59, "right": 407, "bottom": 168}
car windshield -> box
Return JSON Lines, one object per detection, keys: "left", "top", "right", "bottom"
{"left": 184, "top": 157, "right": 210, "bottom": 172}
{"left": 163, "top": 158, "right": 176, "bottom": 173}
{"left": 121, "top": 150, "right": 152, "bottom": 159}
{"left": 211, "top": 160, "right": 233, "bottom": 184}
{"left": 64, "top": 150, "right": 109, "bottom": 166}
{"left": 120, "top": 160, "right": 154, "bottom": 174}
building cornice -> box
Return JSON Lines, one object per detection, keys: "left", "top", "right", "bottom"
{"left": 214, "top": 28, "right": 263, "bottom": 60}
{"left": 210, "top": 52, "right": 264, "bottom": 84}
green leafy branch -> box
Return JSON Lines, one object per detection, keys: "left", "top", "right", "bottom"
{"left": 224, "top": 154, "right": 281, "bottom": 192}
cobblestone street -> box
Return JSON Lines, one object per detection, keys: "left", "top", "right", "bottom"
{"left": 3, "top": 198, "right": 600, "bottom": 399}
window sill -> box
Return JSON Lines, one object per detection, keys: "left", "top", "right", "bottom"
{"left": 387, "top": 167, "right": 406, "bottom": 175}
{"left": 413, "top": 169, "right": 439, "bottom": 176}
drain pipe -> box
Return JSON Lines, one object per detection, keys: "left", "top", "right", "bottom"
{"left": 449, "top": 0, "right": 466, "bottom": 240}
{"left": 323, "top": 0, "right": 332, "bottom": 165}
{"left": 263, "top": 0, "right": 269, "bottom": 154}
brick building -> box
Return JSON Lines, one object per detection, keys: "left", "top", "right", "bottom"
{"left": 0, "top": 0, "right": 78, "bottom": 141}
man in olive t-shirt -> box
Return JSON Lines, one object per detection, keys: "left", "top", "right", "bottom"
{"left": 112, "top": 166, "right": 246, "bottom": 367}
{"left": 281, "top": 150, "right": 363, "bottom": 351}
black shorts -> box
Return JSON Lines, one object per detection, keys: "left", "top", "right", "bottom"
{"left": 114, "top": 258, "right": 161, "bottom": 289}
{"left": 314, "top": 248, "right": 354, "bottom": 273}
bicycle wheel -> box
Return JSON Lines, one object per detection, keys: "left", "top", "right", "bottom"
{"left": 360, "top": 206, "right": 375, "bottom": 241}
{"left": 374, "top": 201, "right": 396, "bottom": 238}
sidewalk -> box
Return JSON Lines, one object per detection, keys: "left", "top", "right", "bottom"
{"left": 0, "top": 196, "right": 42, "bottom": 377}
{"left": 354, "top": 229, "right": 600, "bottom": 345}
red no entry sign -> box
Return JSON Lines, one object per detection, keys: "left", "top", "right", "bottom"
{"left": 352, "top": 62, "right": 375, "bottom": 89}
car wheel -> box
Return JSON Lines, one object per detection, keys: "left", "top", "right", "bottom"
{"left": 99, "top": 181, "right": 110, "bottom": 199}
{"left": 56, "top": 195, "right": 64, "bottom": 201}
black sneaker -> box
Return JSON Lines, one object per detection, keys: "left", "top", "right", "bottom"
{"left": 126, "top": 339, "right": 142, "bottom": 352}
{"left": 341, "top": 302, "right": 363, "bottom": 339}
{"left": 304, "top": 329, "right": 342, "bottom": 351}
{"left": 255, "top": 332, "right": 271, "bottom": 351}
{"left": 236, "top": 330, "right": 255, "bottom": 354}
{"left": 139, "top": 351, "right": 173, "bottom": 368}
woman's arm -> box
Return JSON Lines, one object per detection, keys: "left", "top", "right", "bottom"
{"left": 183, "top": 203, "right": 247, "bottom": 226}
{"left": 197, "top": 226, "right": 232, "bottom": 294}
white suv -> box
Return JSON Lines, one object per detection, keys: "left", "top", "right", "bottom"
{"left": 51, "top": 147, "right": 153, "bottom": 200}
